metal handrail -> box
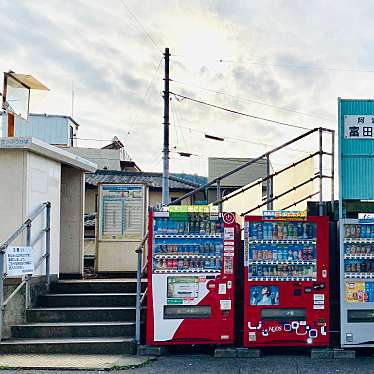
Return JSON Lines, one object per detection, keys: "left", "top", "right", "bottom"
{"left": 169, "top": 127, "right": 335, "bottom": 217}
{"left": 170, "top": 127, "right": 330, "bottom": 206}
{"left": 135, "top": 232, "right": 149, "bottom": 346}
{"left": 0, "top": 201, "right": 51, "bottom": 341}
{"left": 213, "top": 151, "right": 321, "bottom": 206}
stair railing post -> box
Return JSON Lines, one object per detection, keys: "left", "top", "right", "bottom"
{"left": 216, "top": 179, "right": 222, "bottom": 213}
{"left": 45, "top": 203, "right": 51, "bottom": 290}
{"left": 135, "top": 241, "right": 143, "bottom": 346}
{"left": 319, "top": 128, "right": 323, "bottom": 216}
{"left": 0, "top": 250, "right": 5, "bottom": 341}
{"left": 25, "top": 221, "right": 31, "bottom": 309}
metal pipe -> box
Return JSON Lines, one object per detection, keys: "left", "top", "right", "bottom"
{"left": 216, "top": 180, "right": 222, "bottom": 213}
{"left": 214, "top": 152, "right": 320, "bottom": 205}
{"left": 266, "top": 154, "right": 271, "bottom": 209}
{"left": 140, "top": 288, "right": 148, "bottom": 305}
{"left": 3, "top": 279, "right": 26, "bottom": 307}
{"left": 0, "top": 202, "right": 48, "bottom": 251}
{"left": 135, "top": 233, "right": 148, "bottom": 346}
{"left": 241, "top": 176, "right": 319, "bottom": 216}
{"left": 319, "top": 128, "right": 323, "bottom": 216}
{"left": 25, "top": 222, "right": 31, "bottom": 310}
{"left": 170, "top": 128, "right": 320, "bottom": 205}
{"left": 281, "top": 191, "right": 320, "bottom": 210}
{"left": 31, "top": 229, "right": 46, "bottom": 247}
{"left": 45, "top": 203, "right": 51, "bottom": 289}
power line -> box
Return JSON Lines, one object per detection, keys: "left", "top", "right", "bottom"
{"left": 170, "top": 91, "right": 314, "bottom": 131}
{"left": 172, "top": 124, "right": 315, "bottom": 155}
{"left": 118, "top": 0, "right": 162, "bottom": 54}
{"left": 171, "top": 79, "right": 334, "bottom": 123}
{"left": 218, "top": 58, "right": 374, "bottom": 74}
{"left": 127, "top": 56, "right": 163, "bottom": 136}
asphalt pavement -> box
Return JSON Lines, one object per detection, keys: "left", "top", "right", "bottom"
{"left": 2, "top": 351, "right": 374, "bottom": 373}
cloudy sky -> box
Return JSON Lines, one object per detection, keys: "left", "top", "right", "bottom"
{"left": 1, "top": 0, "right": 373, "bottom": 176}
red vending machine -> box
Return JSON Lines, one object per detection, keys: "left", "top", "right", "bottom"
{"left": 146, "top": 206, "right": 239, "bottom": 346}
{"left": 243, "top": 211, "right": 329, "bottom": 347}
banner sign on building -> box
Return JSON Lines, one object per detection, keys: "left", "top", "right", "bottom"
{"left": 99, "top": 184, "right": 145, "bottom": 241}
{"left": 6, "top": 246, "right": 34, "bottom": 276}
{"left": 344, "top": 115, "right": 374, "bottom": 139}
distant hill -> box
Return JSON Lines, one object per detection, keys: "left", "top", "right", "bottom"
{"left": 171, "top": 173, "right": 208, "bottom": 186}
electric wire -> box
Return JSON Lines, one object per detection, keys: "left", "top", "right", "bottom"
{"left": 118, "top": 0, "right": 163, "bottom": 54}
{"left": 170, "top": 91, "right": 313, "bottom": 131}
{"left": 127, "top": 56, "right": 163, "bottom": 136}
{"left": 218, "top": 58, "right": 374, "bottom": 74}
{"left": 171, "top": 79, "right": 335, "bottom": 123}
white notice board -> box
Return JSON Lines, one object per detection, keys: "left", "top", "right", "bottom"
{"left": 98, "top": 184, "right": 146, "bottom": 241}
{"left": 6, "top": 246, "right": 34, "bottom": 276}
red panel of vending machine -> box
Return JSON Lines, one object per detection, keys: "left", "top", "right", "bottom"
{"left": 243, "top": 213, "right": 329, "bottom": 347}
{"left": 146, "top": 207, "right": 240, "bottom": 345}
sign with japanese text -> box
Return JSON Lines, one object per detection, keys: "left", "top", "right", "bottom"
{"left": 344, "top": 115, "right": 374, "bottom": 139}
{"left": 262, "top": 210, "right": 307, "bottom": 221}
{"left": 6, "top": 246, "right": 34, "bottom": 276}
{"left": 98, "top": 184, "right": 146, "bottom": 241}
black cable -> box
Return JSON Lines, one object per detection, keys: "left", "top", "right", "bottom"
{"left": 119, "top": 0, "right": 163, "bottom": 54}
{"left": 170, "top": 91, "right": 313, "bottom": 131}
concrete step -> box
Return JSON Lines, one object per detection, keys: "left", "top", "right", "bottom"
{"left": 0, "top": 337, "right": 135, "bottom": 354}
{"left": 38, "top": 293, "right": 138, "bottom": 308}
{"left": 11, "top": 321, "right": 135, "bottom": 339}
{"left": 50, "top": 279, "right": 147, "bottom": 294}
{"left": 26, "top": 307, "right": 137, "bottom": 323}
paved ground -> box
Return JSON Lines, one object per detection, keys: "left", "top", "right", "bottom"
{"left": 1, "top": 351, "right": 374, "bottom": 373}
{"left": 0, "top": 354, "right": 153, "bottom": 370}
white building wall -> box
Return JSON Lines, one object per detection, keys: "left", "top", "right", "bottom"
{"left": 0, "top": 149, "right": 61, "bottom": 277}
{"left": 26, "top": 152, "right": 61, "bottom": 276}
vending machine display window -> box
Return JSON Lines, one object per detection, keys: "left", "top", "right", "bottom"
{"left": 340, "top": 219, "right": 374, "bottom": 346}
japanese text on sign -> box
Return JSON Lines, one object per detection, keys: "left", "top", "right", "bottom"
{"left": 344, "top": 115, "right": 374, "bottom": 139}
{"left": 99, "top": 184, "right": 145, "bottom": 241}
{"left": 6, "top": 246, "right": 34, "bottom": 276}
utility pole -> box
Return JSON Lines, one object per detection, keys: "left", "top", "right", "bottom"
{"left": 162, "top": 47, "right": 170, "bottom": 206}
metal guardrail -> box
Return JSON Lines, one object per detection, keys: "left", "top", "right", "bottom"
{"left": 0, "top": 202, "right": 51, "bottom": 341}
{"left": 135, "top": 232, "right": 149, "bottom": 346}
{"left": 170, "top": 127, "right": 335, "bottom": 216}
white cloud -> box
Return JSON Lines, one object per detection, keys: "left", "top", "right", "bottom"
{"left": 1, "top": 0, "right": 373, "bottom": 176}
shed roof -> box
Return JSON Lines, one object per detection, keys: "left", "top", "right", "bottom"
{"left": 85, "top": 170, "right": 202, "bottom": 191}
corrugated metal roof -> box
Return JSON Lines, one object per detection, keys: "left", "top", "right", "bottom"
{"left": 339, "top": 98, "right": 374, "bottom": 200}
{"left": 85, "top": 170, "right": 202, "bottom": 191}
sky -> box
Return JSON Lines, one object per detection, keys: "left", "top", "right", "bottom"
{"left": 1, "top": 0, "right": 374, "bottom": 177}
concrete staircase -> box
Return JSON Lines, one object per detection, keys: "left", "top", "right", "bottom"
{"left": 0, "top": 279, "right": 146, "bottom": 354}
